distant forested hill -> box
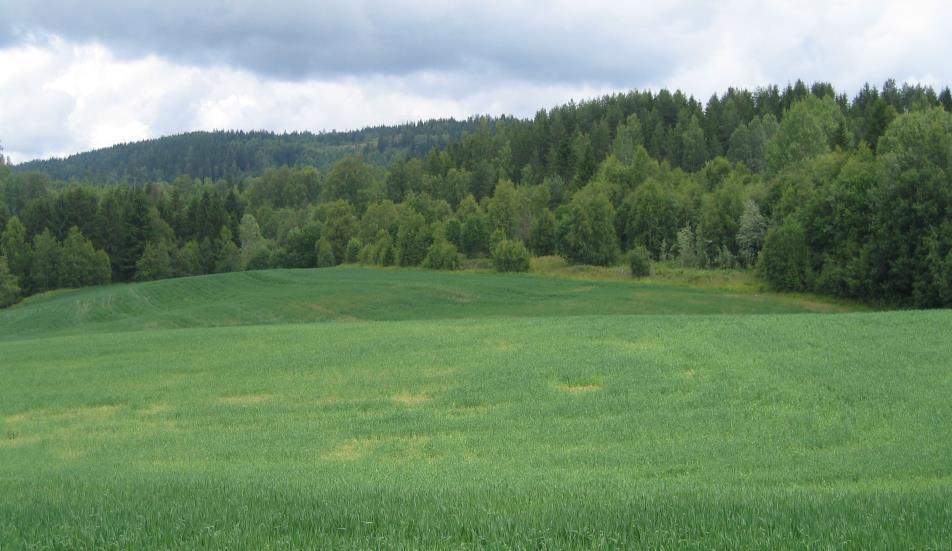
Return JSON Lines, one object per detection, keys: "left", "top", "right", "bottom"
{"left": 13, "top": 118, "right": 497, "bottom": 183}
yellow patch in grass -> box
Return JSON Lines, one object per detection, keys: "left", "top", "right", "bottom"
{"left": 0, "top": 433, "right": 41, "bottom": 447}
{"left": 4, "top": 413, "right": 29, "bottom": 424}
{"left": 140, "top": 403, "right": 171, "bottom": 415}
{"left": 217, "top": 393, "right": 272, "bottom": 406}
{"left": 322, "top": 435, "right": 432, "bottom": 461}
{"left": 391, "top": 393, "right": 430, "bottom": 406}
{"left": 556, "top": 383, "right": 602, "bottom": 394}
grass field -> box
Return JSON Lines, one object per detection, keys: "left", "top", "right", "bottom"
{"left": 1, "top": 267, "right": 950, "bottom": 548}
{"left": 0, "top": 266, "right": 851, "bottom": 339}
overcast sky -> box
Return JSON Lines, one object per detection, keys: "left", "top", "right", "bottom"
{"left": 1, "top": 0, "right": 949, "bottom": 163}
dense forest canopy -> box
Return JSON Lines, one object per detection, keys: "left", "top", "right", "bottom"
{"left": 12, "top": 119, "right": 496, "bottom": 184}
{"left": 2, "top": 78, "right": 952, "bottom": 309}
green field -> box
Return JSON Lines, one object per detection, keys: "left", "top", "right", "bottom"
{"left": 2, "top": 267, "right": 951, "bottom": 548}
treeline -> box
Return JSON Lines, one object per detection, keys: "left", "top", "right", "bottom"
{"left": 13, "top": 119, "right": 494, "bottom": 184}
{"left": 2, "top": 79, "right": 952, "bottom": 309}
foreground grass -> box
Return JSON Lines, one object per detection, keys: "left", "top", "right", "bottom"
{"left": 2, "top": 310, "right": 951, "bottom": 548}
{"left": 0, "top": 266, "right": 853, "bottom": 338}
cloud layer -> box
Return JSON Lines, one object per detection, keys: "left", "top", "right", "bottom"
{"left": 2, "top": 0, "right": 951, "bottom": 162}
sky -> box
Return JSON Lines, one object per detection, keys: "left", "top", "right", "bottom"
{"left": 1, "top": 0, "right": 950, "bottom": 163}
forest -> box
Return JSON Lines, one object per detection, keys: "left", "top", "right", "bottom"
{"left": 2, "top": 78, "right": 952, "bottom": 309}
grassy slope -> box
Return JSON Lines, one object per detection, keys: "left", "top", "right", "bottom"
{"left": 1, "top": 268, "right": 949, "bottom": 548}
{"left": 0, "top": 266, "right": 852, "bottom": 339}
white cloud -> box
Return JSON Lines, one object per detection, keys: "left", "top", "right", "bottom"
{"left": 2, "top": 0, "right": 952, "bottom": 162}
{"left": 0, "top": 38, "right": 612, "bottom": 162}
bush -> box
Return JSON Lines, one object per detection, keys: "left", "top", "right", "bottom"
{"left": 316, "top": 238, "right": 336, "bottom": 268}
{"left": 758, "top": 221, "right": 812, "bottom": 291}
{"left": 246, "top": 248, "right": 272, "bottom": 271}
{"left": 344, "top": 238, "right": 363, "bottom": 264}
{"left": 422, "top": 239, "right": 459, "bottom": 270}
{"left": 492, "top": 239, "right": 531, "bottom": 273}
{"left": 0, "top": 256, "right": 21, "bottom": 308}
{"left": 628, "top": 246, "right": 651, "bottom": 278}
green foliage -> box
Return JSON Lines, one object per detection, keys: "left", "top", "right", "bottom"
{"left": 174, "top": 241, "right": 203, "bottom": 277}
{"left": 460, "top": 210, "right": 490, "bottom": 257}
{"left": 283, "top": 222, "right": 322, "bottom": 268}
{"left": 395, "top": 210, "right": 431, "bottom": 267}
{"left": 0, "top": 256, "right": 20, "bottom": 307}
{"left": 321, "top": 200, "right": 357, "bottom": 263}
{"left": 422, "top": 239, "right": 460, "bottom": 270}
{"left": 677, "top": 226, "right": 699, "bottom": 268}
{"left": 492, "top": 238, "right": 531, "bottom": 272}
{"left": 316, "top": 238, "right": 336, "bottom": 268}
{"left": 136, "top": 241, "right": 175, "bottom": 282}
{"left": 528, "top": 208, "right": 557, "bottom": 256}
{"left": 215, "top": 227, "right": 242, "bottom": 274}
{"left": 357, "top": 201, "right": 399, "bottom": 243}
{"left": 486, "top": 180, "right": 519, "bottom": 237}
{"left": 30, "top": 229, "right": 62, "bottom": 293}
{"left": 866, "top": 108, "right": 952, "bottom": 306}
{"left": 60, "top": 227, "right": 110, "bottom": 287}
{"left": 617, "top": 179, "right": 679, "bottom": 258}
{"left": 766, "top": 96, "right": 846, "bottom": 173}
{"left": 238, "top": 214, "right": 266, "bottom": 269}
{"left": 736, "top": 200, "right": 767, "bottom": 267}
{"left": 562, "top": 185, "right": 618, "bottom": 266}
{"left": 628, "top": 245, "right": 651, "bottom": 278}
{"left": 9, "top": 79, "right": 952, "bottom": 308}
{"left": 611, "top": 114, "right": 644, "bottom": 165}
{"left": 758, "top": 221, "right": 812, "bottom": 292}
{"left": 14, "top": 123, "right": 480, "bottom": 184}
{"left": 372, "top": 230, "right": 396, "bottom": 266}
{"left": 246, "top": 248, "right": 273, "bottom": 271}
{"left": 443, "top": 218, "right": 462, "bottom": 249}
{"left": 344, "top": 238, "right": 363, "bottom": 264}
{"left": 1, "top": 215, "right": 30, "bottom": 284}
{"left": 323, "top": 156, "right": 379, "bottom": 212}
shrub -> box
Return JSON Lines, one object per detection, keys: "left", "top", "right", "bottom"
{"left": 758, "top": 221, "right": 812, "bottom": 291}
{"left": 422, "top": 239, "right": 459, "bottom": 270}
{"left": 246, "top": 248, "right": 272, "bottom": 271}
{"left": 492, "top": 239, "right": 531, "bottom": 273}
{"left": 316, "top": 238, "right": 336, "bottom": 268}
{"left": 628, "top": 246, "right": 651, "bottom": 278}
{"left": 0, "top": 256, "right": 21, "bottom": 308}
{"left": 344, "top": 238, "right": 363, "bottom": 264}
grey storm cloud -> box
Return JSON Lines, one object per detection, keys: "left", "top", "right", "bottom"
{"left": 0, "top": 0, "right": 710, "bottom": 85}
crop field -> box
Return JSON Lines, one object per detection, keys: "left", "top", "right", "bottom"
{"left": 1, "top": 267, "right": 951, "bottom": 548}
